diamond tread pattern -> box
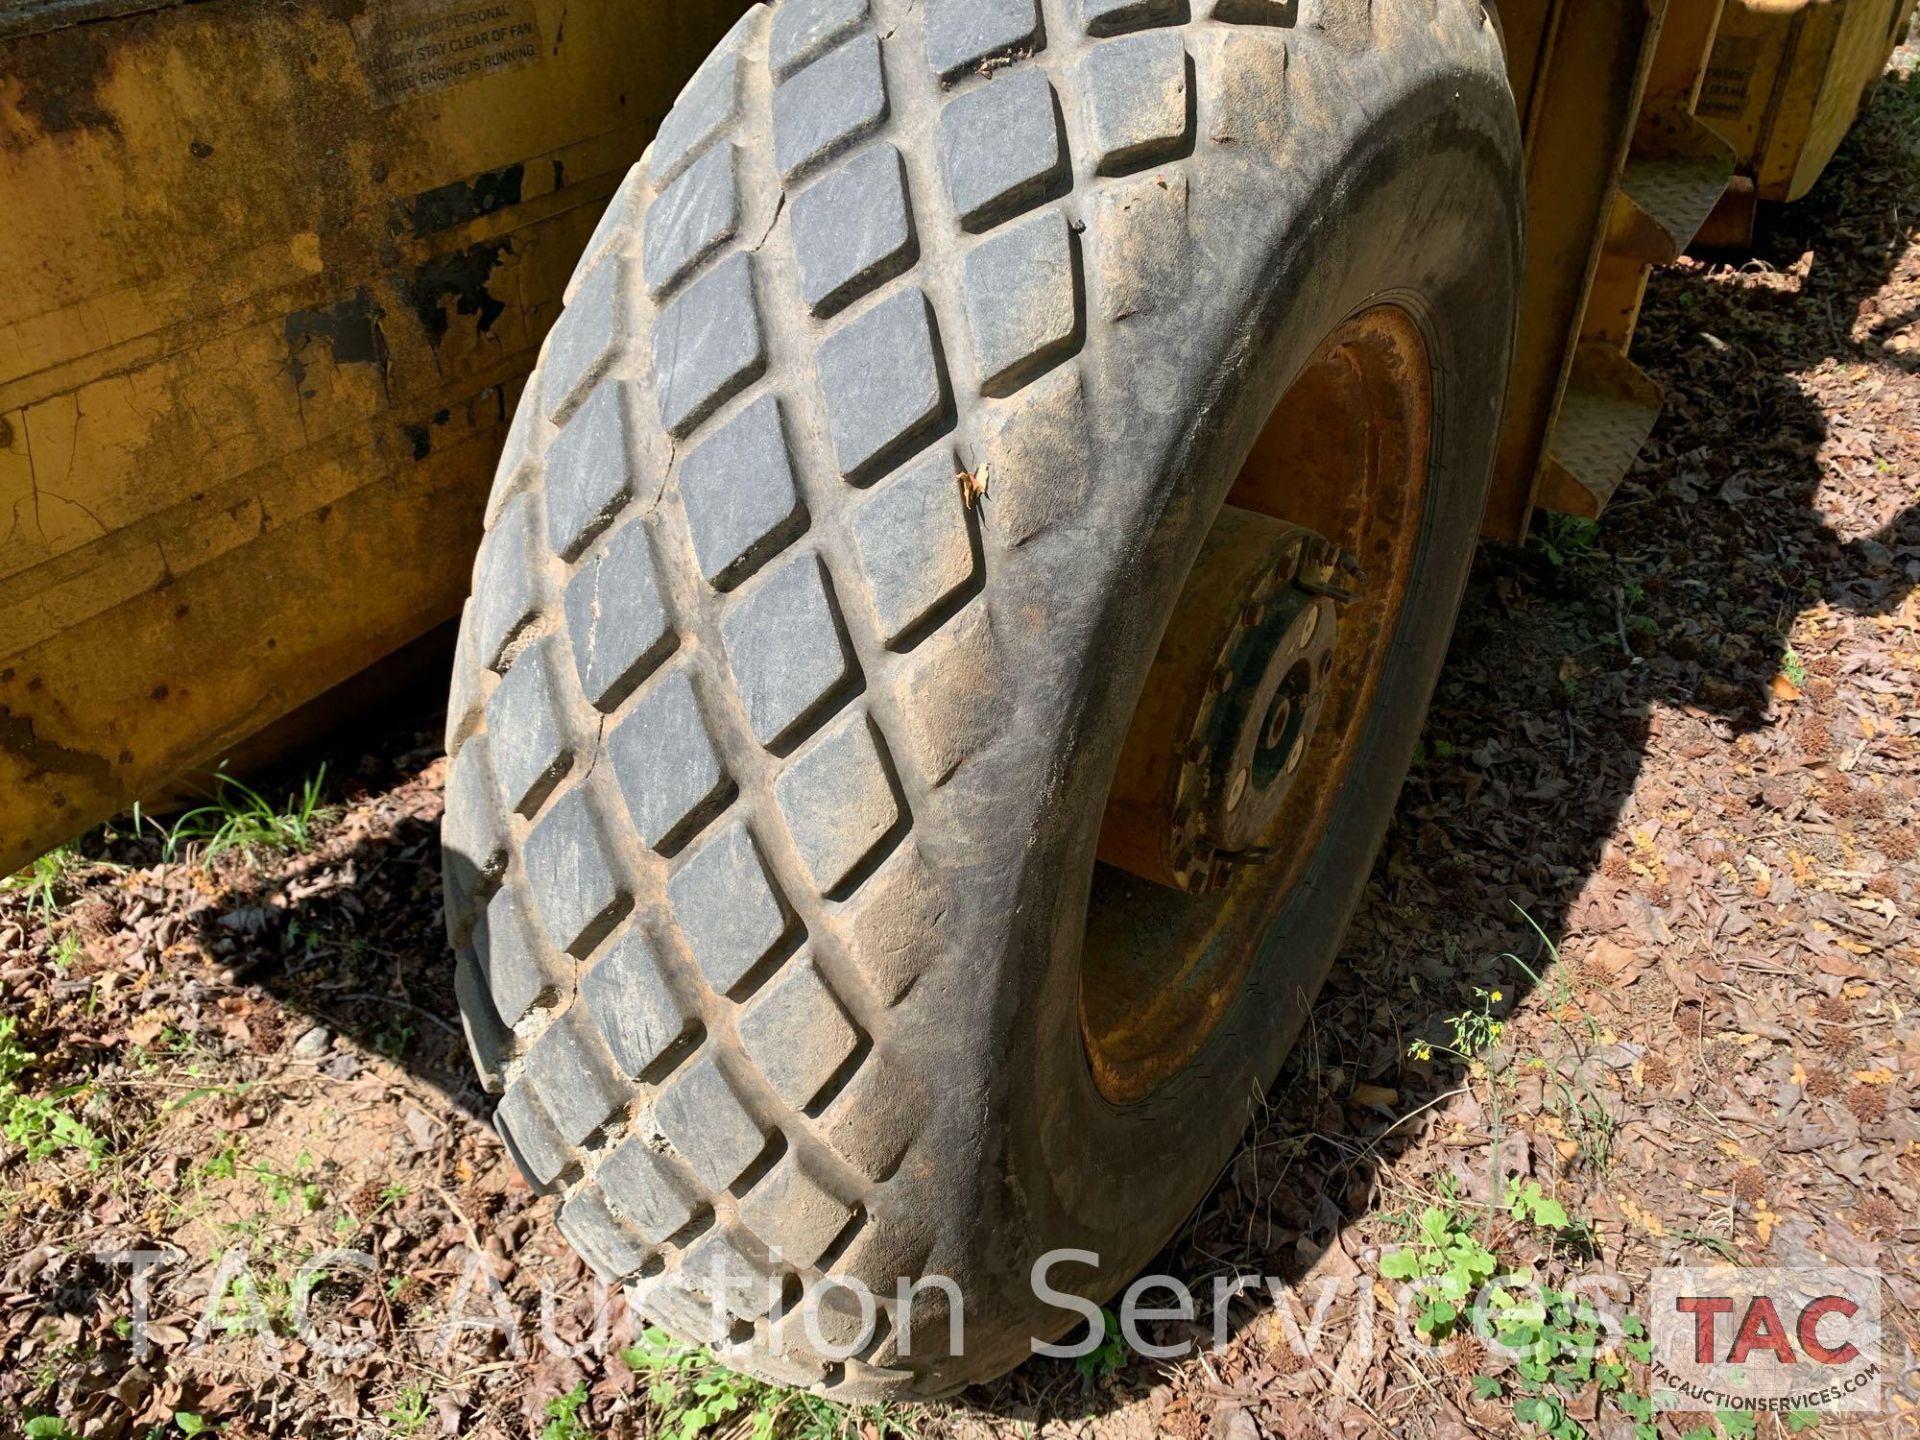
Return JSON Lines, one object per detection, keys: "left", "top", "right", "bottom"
{"left": 441, "top": 0, "right": 1304, "bottom": 1395}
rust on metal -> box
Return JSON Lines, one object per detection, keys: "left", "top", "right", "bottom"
{"left": 1083, "top": 304, "right": 1434, "bottom": 1105}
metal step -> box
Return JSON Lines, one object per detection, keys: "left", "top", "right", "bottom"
{"left": 1537, "top": 345, "right": 1667, "bottom": 518}
{"left": 1611, "top": 108, "right": 1739, "bottom": 263}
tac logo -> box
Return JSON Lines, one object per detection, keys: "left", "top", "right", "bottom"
{"left": 1650, "top": 1268, "right": 1882, "bottom": 1414}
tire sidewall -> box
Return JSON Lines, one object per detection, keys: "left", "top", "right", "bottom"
{"left": 942, "top": 40, "right": 1525, "bottom": 1378}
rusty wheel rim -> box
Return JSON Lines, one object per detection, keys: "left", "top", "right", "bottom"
{"left": 1080, "top": 303, "right": 1436, "bottom": 1106}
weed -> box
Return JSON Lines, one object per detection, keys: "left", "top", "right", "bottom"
{"left": 538, "top": 1385, "right": 593, "bottom": 1440}
{"left": 1076, "top": 1307, "right": 1130, "bottom": 1386}
{"left": 0, "top": 1017, "right": 104, "bottom": 1165}
{"left": 383, "top": 1388, "right": 432, "bottom": 1438}
{"left": 1383, "top": 1185, "right": 1664, "bottom": 1440}
{"left": 23, "top": 1417, "right": 78, "bottom": 1440}
{"left": 372, "top": 1016, "right": 416, "bottom": 1061}
{"left": 161, "top": 765, "right": 336, "bottom": 868}
{"left": 1507, "top": 1178, "right": 1571, "bottom": 1230}
{"left": 175, "top": 1413, "right": 216, "bottom": 1436}
{"left": 1535, "top": 514, "right": 1602, "bottom": 567}
{"left": 785, "top": 1393, "right": 917, "bottom": 1439}
{"left": 1673, "top": 1413, "right": 1772, "bottom": 1440}
{"left": 1493, "top": 1302, "right": 1655, "bottom": 1440}
{"left": 1409, "top": 986, "right": 1507, "bottom": 1065}
{"left": 253, "top": 1151, "right": 323, "bottom": 1211}
{"left": 47, "top": 933, "right": 81, "bottom": 973}
{"left": 1782, "top": 646, "right": 1809, "bottom": 687}
{"left": 1669, "top": 1229, "right": 1741, "bottom": 1263}
{"left": 1543, "top": 1077, "right": 1618, "bottom": 1173}
{"left": 1378, "top": 1204, "right": 1500, "bottom": 1337}
{"left": 3, "top": 847, "right": 78, "bottom": 920}
{"left": 622, "top": 1326, "right": 914, "bottom": 1439}
{"left": 624, "top": 1330, "right": 778, "bottom": 1439}
{"left": 1379, "top": 1182, "right": 1588, "bottom": 1332}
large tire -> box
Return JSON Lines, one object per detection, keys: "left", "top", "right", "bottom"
{"left": 442, "top": 0, "right": 1521, "bottom": 1402}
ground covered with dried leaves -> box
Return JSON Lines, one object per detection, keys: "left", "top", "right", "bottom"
{"left": 5, "top": 56, "right": 1918, "bottom": 1440}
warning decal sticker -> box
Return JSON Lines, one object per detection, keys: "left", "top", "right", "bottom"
{"left": 353, "top": 0, "right": 545, "bottom": 108}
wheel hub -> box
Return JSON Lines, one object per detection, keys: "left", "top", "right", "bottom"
{"left": 1098, "top": 505, "right": 1357, "bottom": 896}
{"left": 1201, "top": 576, "right": 1341, "bottom": 860}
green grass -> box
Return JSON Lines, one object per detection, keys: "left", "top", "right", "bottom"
{"left": 160, "top": 764, "right": 336, "bottom": 868}
{"left": 3, "top": 846, "right": 79, "bottom": 920}
{"left": 382, "top": 1387, "right": 432, "bottom": 1438}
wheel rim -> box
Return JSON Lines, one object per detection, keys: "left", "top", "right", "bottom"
{"left": 1080, "top": 303, "right": 1436, "bottom": 1106}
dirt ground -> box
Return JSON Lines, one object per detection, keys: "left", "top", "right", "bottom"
{"left": 4, "top": 51, "right": 1919, "bottom": 1440}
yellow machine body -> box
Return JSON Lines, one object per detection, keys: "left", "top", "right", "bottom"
{"left": 1483, "top": 0, "right": 1738, "bottom": 538}
{"left": 1482, "top": 0, "right": 1909, "bottom": 538}
{"left": 0, "top": 0, "right": 1907, "bottom": 875}
{"left": 0, "top": 0, "right": 748, "bottom": 873}
{"left": 1705, "top": 0, "right": 1918, "bottom": 201}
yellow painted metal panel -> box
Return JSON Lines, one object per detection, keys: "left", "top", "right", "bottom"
{"left": 1702, "top": 0, "right": 1913, "bottom": 205}
{"left": 0, "top": 0, "right": 753, "bottom": 874}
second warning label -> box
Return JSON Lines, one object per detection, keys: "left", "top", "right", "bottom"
{"left": 353, "top": 0, "right": 545, "bottom": 108}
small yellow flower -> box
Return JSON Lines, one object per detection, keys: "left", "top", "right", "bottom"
{"left": 1490, "top": 990, "right": 1504, "bottom": 1003}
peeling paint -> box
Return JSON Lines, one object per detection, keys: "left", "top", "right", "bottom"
{"left": 398, "top": 161, "right": 526, "bottom": 237}
{"left": 401, "top": 406, "right": 453, "bottom": 462}
{"left": 284, "top": 288, "right": 390, "bottom": 391}
{"left": 401, "top": 239, "right": 511, "bottom": 349}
